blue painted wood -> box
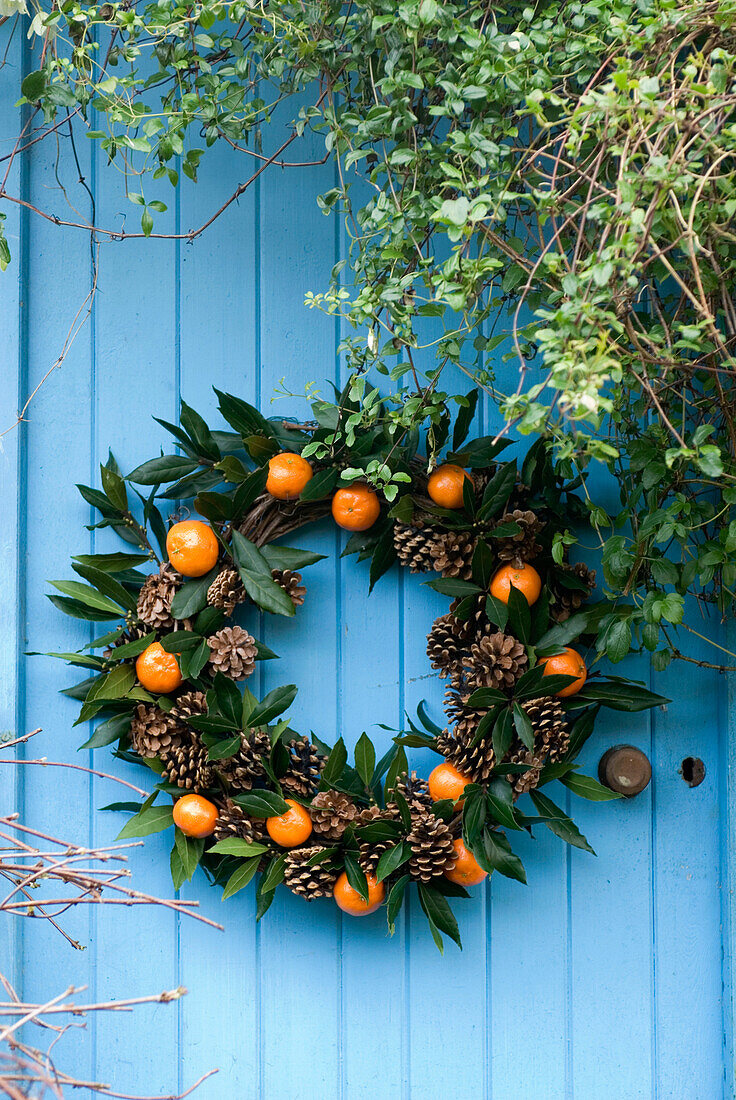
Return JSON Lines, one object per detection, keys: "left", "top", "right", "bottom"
{"left": 1, "top": 38, "right": 734, "bottom": 1096}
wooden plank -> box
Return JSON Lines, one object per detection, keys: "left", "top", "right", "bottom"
{"left": 176, "top": 140, "right": 260, "bottom": 1097}
{"left": 0, "top": 19, "right": 25, "bottom": 999}
{"left": 256, "top": 106, "right": 341, "bottom": 1099}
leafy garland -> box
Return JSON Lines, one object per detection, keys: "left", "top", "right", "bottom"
{"left": 48, "top": 388, "right": 666, "bottom": 950}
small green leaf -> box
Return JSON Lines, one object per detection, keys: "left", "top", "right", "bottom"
{"left": 117, "top": 804, "right": 173, "bottom": 839}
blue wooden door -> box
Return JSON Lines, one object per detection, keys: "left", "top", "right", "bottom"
{"left": 1, "top": 30, "right": 735, "bottom": 1099}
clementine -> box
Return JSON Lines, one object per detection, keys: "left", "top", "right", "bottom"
{"left": 428, "top": 761, "right": 470, "bottom": 807}
{"left": 333, "top": 871, "right": 385, "bottom": 916}
{"left": 539, "top": 645, "right": 587, "bottom": 697}
{"left": 427, "top": 464, "right": 473, "bottom": 509}
{"left": 166, "top": 520, "right": 219, "bottom": 577}
{"left": 444, "top": 838, "right": 487, "bottom": 887}
{"left": 266, "top": 799, "right": 313, "bottom": 847}
{"left": 135, "top": 642, "right": 183, "bottom": 694}
{"left": 331, "top": 484, "right": 381, "bottom": 531}
{"left": 173, "top": 794, "right": 218, "bottom": 838}
{"left": 489, "top": 562, "right": 542, "bottom": 607}
{"left": 266, "top": 452, "right": 314, "bottom": 500}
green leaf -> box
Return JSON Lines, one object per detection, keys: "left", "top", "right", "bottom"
{"left": 72, "top": 552, "right": 149, "bottom": 572}
{"left": 260, "top": 854, "right": 286, "bottom": 893}
{"left": 21, "top": 70, "right": 46, "bottom": 102}
{"left": 486, "top": 777, "right": 520, "bottom": 829}
{"left": 247, "top": 684, "right": 297, "bottom": 727}
{"left": 512, "top": 702, "right": 534, "bottom": 751}
{"left": 462, "top": 786, "right": 487, "bottom": 844}
{"left": 479, "top": 828, "right": 526, "bottom": 882}
{"left": 507, "top": 584, "right": 531, "bottom": 645}
{"left": 79, "top": 711, "right": 132, "bottom": 750}
{"left": 375, "top": 841, "right": 411, "bottom": 883}
{"left": 566, "top": 706, "right": 600, "bottom": 759}
{"left": 354, "top": 732, "right": 376, "bottom": 788}
{"left": 574, "top": 680, "right": 669, "bottom": 711}
{"left": 86, "top": 664, "right": 135, "bottom": 702}
{"left": 208, "top": 838, "right": 269, "bottom": 857}
{"left": 260, "top": 546, "right": 327, "bottom": 571}
{"left": 343, "top": 851, "right": 369, "bottom": 901}
{"left": 127, "top": 455, "right": 200, "bottom": 485}
{"left": 100, "top": 463, "right": 129, "bottom": 512}
{"left": 171, "top": 829, "right": 204, "bottom": 888}
{"left": 298, "top": 467, "right": 338, "bottom": 501}
{"left": 321, "top": 737, "right": 348, "bottom": 786}
{"left": 417, "top": 884, "right": 462, "bottom": 949}
{"left": 452, "top": 389, "right": 479, "bottom": 450}
{"left": 117, "top": 804, "right": 173, "bottom": 839}
{"left": 561, "top": 773, "right": 621, "bottom": 801}
{"left": 424, "top": 577, "right": 483, "bottom": 597}
{"left": 471, "top": 539, "right": 494, "bottom": 589}
{"left": 170, "top": 570, "right": 218, "bottom": 619}
{"left": 535, "top": 612, "right": 591, "bottom": 650}
{"left": 479, "top": 460, "right": 517, "bottom": 518}
{"left": 71, "top": 563, "right": 137, "bottom": 613}
{"left": 529, "top": 790, "right": 595, "bottom": 853}
{"left": 222, "top": 857, "right": 261, "bottom": 899}
{"left": 386, "top": 874, "right": 410, "bottom": 933}
{"left": 369, "top": 527, "right": 397, "bottom": 591}
{"left": 492, "top": 707, "right": 514, "bottom": 761}
{"left": 49, "top": 580, "right": 124, "bottom": 616}
{"left": 232, "top": 790, "right": 289, "bottom": 818}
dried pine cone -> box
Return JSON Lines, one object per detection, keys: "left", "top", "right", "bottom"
{"left": 449, "top": 593, "right": 488, "bottom": 637}
{"left": 426, "top": 613, "right": 467, "bottom": 677}
{"left": 207, "top": 625, "right": 257, "bottom": 680}
{"left": 358, "top": 837, "right": 394, "bottom": 877}
{"left": 130, "top": 704, "right": 184, "bottom": 758}
{"left": 169, "top": 690, "right": 207, "bottom": 721}
{"left": 281, "top": 737, "right": 321, "bottom": 798}
{"left": 393, "top": 521, "right": 444, "bottom": 573}
{"left": 272, "top": 569, "right": 306, "bottom": 608}
{"left": 436, "top": 721, "right": 495, "bottom": 785}
{"left": 507, "top": 696, "right": 569, "bottom": 796}
{"left": 213, "top": 799, "right": 268, "bottom": 845}
{"left": 310, "top": 791, "right": 357, "bottom": 840}
{"left": 136, "top": 563, "right": 181, "bottom": 631}
{"left": 217, "top": 729, "right": 270, "bottom": 790}
{"left": 392, "top": 771, "right": 433, "bottom": 815}
{"left": 160, "top": 738, "right": 213, "bottom": 791}
{"left": 207, "top": 568, "right": 246, "bottom": 615}
{"left": 284, "top": 846, "right": 338, "bottom": 900}
{"left": 495, "top": 509, "right": 544, "bottom": 564}
{"left": 550, "top": 563, "right": 597, "bottom": 622}
{"left": 430, "top": 531, "right": 477, "bottom": 580}
{"left": 459, "top": 632, "right": 528, "bottom": 692}
{"left": 407, "top": 812, "right": 457, "bottom": 883}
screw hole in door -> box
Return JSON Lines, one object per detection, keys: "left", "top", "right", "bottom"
{"left": 680, "top": 756, "right": 705, "bottom": 788}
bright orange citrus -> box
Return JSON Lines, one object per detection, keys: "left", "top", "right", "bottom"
{"left": 333, "top": 871, "right": 385, "bottom": 916}
{"left": 266, "top": 452, "right": 314, "bottom": 500}
{"left": 444, "top": 838, "right": 487, "bottom": 887}
{"left": 489, "top": 562, "right": 542, "bottom": 606}
{"left": 135, "top": 642, "right": 183, "bottom": 694}
{"left": 331, "top": 484, "right": 381, "bottom": 531}
{"left": 166, "top": 520, "right": 219, "bottom": 577}
{"left": 173, "top": 794, "right": 219, "bottom": 838}
{"left": 266, "top": 799, "right": 313, "bottom": 847}
{"left": 539, "top": 645, "right": 587, "bottom": 697}
{"left": 428, "top": 761, "right": 471, "bottom": 807}
{"left": 427, "top": 464, "right": 473, "bottom": 509}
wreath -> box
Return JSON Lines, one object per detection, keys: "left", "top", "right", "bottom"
{"left": 47, "top": 387, "right": 666, "bottom": 950}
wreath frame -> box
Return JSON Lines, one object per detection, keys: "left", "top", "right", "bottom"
{"left": 46, "top": 386, "right": 667, "bottom": 950}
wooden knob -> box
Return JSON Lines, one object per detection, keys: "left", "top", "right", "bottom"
{"left": 598, "top": 745, "right": 651, "bottom": 797}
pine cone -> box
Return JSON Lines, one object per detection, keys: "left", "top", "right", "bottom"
{"left": 550, "top": 563, "right": 597, "bottom": 622}
{"left": 217, "top": 729, "right": 270, "bottom": 791}
{"left": 426, "top": 614, "right": 467, "bottom": 677}
{"left": 436, "top": 716, "right": 495, "bottom": 784}
{"left": 407, "top": 812, "right": 457, "bottom": 883}
{"left": 169, "top": 690, "right": 207, "bottom": 721}
{"left": 430, "top": 531, "right": 477, "bottom": 580}
{"left": 130, "top": 704, "right": 184, "bottom": 759}
{"left": 459, "top": 632, "right": 528, "bottom": 692}
{"left": 393, "top": 521, "right": 444, "bottom": 573}
{"left": 136, "top": 563, "right": 181, "bottom": 631}
{"left": 355, "top": 804, "right": 391, "bottom": 826}
{"left": 392, "top": 771, "right": 433, "bottom": 815}
{"left": 450, "top": 594, "right": 487, "bottom": 637}
{"left": 207, "top": 568, "right": 246, "bottom": 615}
{"left": 507, "top": 696, "right": 569, "bottom": 796}
{"left": 213, "top": 799, "right": 268, "bottom": 845}
{"left": 495, "top": 509, "right": 544, "bottom": 564}
{"left": 160, "top": 738, "right": 213, "bottom": 791}
{"left": 284, "top": 846, "right": 338, "bottom": 900}
{"left": 207, "top": 625, "right": 257, "bottom": 680}
{"left": 358, "top": 837, "right": 394, "bottom": 877}
{"left": 281, "top": 737, "right": 321, "bottom": 798}
{"left": 272, "top": 569, "right": 306, "bottom": 608}
{"left": 310, "top": 790, "right": 357, "bottom": 840}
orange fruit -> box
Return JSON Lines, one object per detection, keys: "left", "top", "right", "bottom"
{"left": 173, "top": 794, "right": 219, "bottom": 838}
{"left": 427, "top": 464, "right": 473, "bottom": 509}
{"left": 444, "top": 838, "right": 487, "bottom": 887}
{"left": 333, "top": 871, "right": 385, "bottom": 916}
{"left": 266, "top": 452, "right": 314, "bottom": 500}
{"left": 266, "top": 799, "right": 313, "bottom": 847}
{"left": 539, "top": 645, "right": 587, "bottom": 697}
{"left": 489, "top": 562, "right": 542, "bottom": 607}
{"left": 331, "top": 484, "right": 381, "bottom": 531}
{"left": 135, "top": 642, "right": 183, "bottom": 694}
{"left": 166, "top": 520, "right": 219, "bottom": 577}
{"left": 428, "top": 761, "right": 471, "bottom": 807}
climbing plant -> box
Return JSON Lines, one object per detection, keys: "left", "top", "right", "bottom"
{"left": 46, "top": 388, "right": 666, "bottom": 949}
{"left": 3, "top": 0, "right": 736, "bottom": 668}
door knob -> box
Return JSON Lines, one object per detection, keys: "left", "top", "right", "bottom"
{"left": 598, "top": 745, "right": 652, "bottom": 797}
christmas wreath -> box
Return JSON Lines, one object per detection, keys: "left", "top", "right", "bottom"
{"left": 46, "top": 387, "right": 666, "bottom": 950}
